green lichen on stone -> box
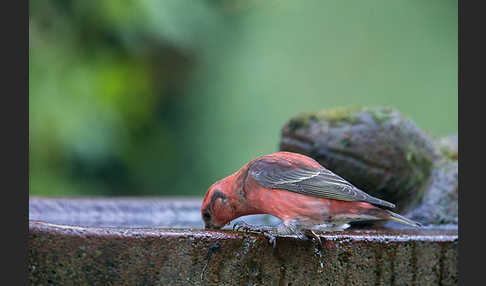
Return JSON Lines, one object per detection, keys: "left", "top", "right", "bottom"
{"left": 410, "top": 144, "right": 433, "bottom": 175}
{"left": 436, "top": 135, "right": 458, "bottom": 162}
{"left": 398, "top": 140, "right": 435, "bottom": 207}
{"left": 287, "top": 111, "right": 321, "bottom": 130}
{"left": 287, "top": 106, "right": 364, "bottom": 130}
{"left": 322, "top": 105, "right": 363, "bottom": 125}
{"left": 405, "top": 143, "right": 422, "bottom": 164}
{"left": 363, "top": 106, "right": 394, "bottom": 125}
{"left": 439, "top": 146, "right": 458, "bottom": 161}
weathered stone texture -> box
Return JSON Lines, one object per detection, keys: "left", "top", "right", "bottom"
{"left": 29, "top": 197, "right": 458, "bottom": 286}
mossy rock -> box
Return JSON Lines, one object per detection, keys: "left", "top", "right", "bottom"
{"left": 280, "top": 106, "right": 437, "bottom": 213}
{"left": 405, "top": 160, "right": 458, "bottom": 225}
{"left": 406, "top": 134, "right": 458, "bottom": 225}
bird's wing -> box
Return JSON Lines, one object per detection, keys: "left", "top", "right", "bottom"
{"left": 248, "top": 157, "right": 395, "bottom": 208}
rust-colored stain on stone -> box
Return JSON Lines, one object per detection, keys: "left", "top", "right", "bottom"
{"left": 29, "top": 197, "right": 457, "bottom": 285}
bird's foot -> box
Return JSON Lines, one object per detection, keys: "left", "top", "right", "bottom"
{"left": 304, "top": 230, "right": 324, "bottom": 269}
{"left": 232, "top": 221, "right": 277, "bottom": 249}
{"left": 263, "top": 232, "right": 277, "bottom": 250}
{"left": 232, "top": 221, "right": 253, "bottom": 232}
{"left": 232, "top": 221, "right": 273, "bottom": 233}
{"left": 306, "top": 229, "right": 322, "bottom": 247}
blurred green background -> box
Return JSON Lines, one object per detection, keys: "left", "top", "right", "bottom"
{"left": 29, "top": 0, "right": 457, "bottom": 197}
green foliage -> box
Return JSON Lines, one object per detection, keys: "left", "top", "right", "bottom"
{"left": 29, "top": 0, "right": 458, "bottom": 197}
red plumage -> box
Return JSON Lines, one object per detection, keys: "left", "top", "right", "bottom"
{"left": 201, "top": 151, "right": 420, "bottom": 234}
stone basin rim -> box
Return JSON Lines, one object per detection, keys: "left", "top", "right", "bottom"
{"left": 29, "top": 196, "right": 458, "bottom": 243}
{"left": 29, "top": 198, "right": 458, "bottom": 285}
{"left": 29, "top": 220, "right": 458, "bottom": 242}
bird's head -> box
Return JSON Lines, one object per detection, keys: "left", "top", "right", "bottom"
{"left": 201, "top": 178, "right": 236, "bottom": 229}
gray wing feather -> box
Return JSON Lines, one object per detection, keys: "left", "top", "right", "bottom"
{"left": 249, "top": 161, "right": 395, "bottom": 208}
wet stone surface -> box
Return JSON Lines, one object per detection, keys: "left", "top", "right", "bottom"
{"left": 29, "top": 197, "right": 458, "bottom": 286}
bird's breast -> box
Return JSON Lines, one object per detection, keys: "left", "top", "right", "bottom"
{"left": 244, "top": 183, "right": 333, "bottom": 223}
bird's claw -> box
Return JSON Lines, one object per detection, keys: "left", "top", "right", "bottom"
{"left": 232, "top": 221, "right": 252, "bottom": 232}
{"left": 263, "top": 232, "right": 277, "bottom": 250}
{"left": 304, "top": 230, "right": 325, "bottom": 269}
{"left": 311, "top": 230, "right": 322, "bottom": 247}
{"left": 232, "top": 221, "right": 277, "bottom": 249}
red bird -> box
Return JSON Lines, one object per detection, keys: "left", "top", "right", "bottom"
{"left": 201, "top": 151, "right": 420, "bottom": 242}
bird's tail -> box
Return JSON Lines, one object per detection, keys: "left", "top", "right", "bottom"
{"left": 386, "top": 210, "right": 422, "bottom": 228}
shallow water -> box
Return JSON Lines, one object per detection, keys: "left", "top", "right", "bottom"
{"left": 29, "top": 196, "right": 457, "bottom": 236}
{"left": 29, "top": 196, "right": 281, "bottom": 229}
